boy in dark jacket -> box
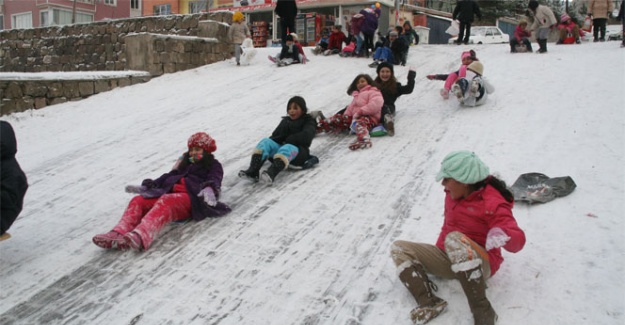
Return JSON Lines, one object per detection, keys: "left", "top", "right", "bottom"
{"left": 239, "top": 96, "right": 317, "bottom": 184}
{"left": 1, "top": 121, "right": 28, "bottom": 240}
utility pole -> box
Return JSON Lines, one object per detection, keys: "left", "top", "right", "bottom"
{"left": 72, "top": 0, "right": 77, "bottom": 24}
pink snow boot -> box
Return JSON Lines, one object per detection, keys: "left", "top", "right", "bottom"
{"left": 92, "top": 231, "right": 125, "bottom": 250}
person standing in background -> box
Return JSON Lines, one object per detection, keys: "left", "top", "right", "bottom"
{"left": 1, "top": 121, "right": 29, "bottom": 241}
{"left": 275, "top": 0, "right": 298, "bottom": 46}
{"left": 588, "top": 0, "right": 615, "bottom": 42}
{"left": 452, "top": 0, "right": 482, "bottom": 45}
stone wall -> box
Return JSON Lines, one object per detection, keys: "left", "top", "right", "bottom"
{"left": 0, "top": 12, "right": 234, "bottom": 116}
{"left": 0, "top": 12, "right": 233, "bottom": 73}
{"left": 0, "top": 72, "right": 152, "bottom": 116}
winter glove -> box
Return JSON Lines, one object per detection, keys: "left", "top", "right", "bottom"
{"left": 485, "top": 227, "right": 511, "bottom": 251}
{"left": 408, "top": 68, "right": 417, "bottom": 81}
{"left": 426, "top": 74, "right": 436, "bottom": 80}
{"left": 125, "top": 185, "right": 147, "bottom": 194}
{"left": 198, "top": 187, "right": 217, "bottom": 207}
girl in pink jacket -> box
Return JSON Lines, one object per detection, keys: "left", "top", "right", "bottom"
{"left": 426, "top": 50, "right": 477, "bottom": 99}
{"left": 317, "top": 74, "right": 383, "bottom": 150}
{"left": 390, "top": 151, "right": 525, "bottom": 325}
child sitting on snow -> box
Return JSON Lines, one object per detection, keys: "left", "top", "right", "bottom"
{"left": 426, "top": 50, "right": 477, "bottom": 99}
{"left": 239, "top": 96, "right": 317, "bottom": 184}
{"left": 92, "top": 132, "right": 231, "bottom": 251}
{"left": 311, "top": 28, "right": 330, "bottom": 55}
{"left": 509, "top": 20, "right": 533, "bottom": 53}
{"left": 557, "top": 13, "right": 582, "bottom": 44}
{"left": 317, "top": 74, "right": 384, "bottom": 150}
{"left": 450, "top": 61, "right": 494, "bottom": 107}
{"left": 324, "top": 25, "right": 347, "bottom": 56}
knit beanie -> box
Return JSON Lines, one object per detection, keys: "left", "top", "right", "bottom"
{"left": 287, "top": 96, "right": 307, "bottom": 114}
{"left": 461, "top": 50, "right": 477, "bottom": 60}
{"left": 376, "top": 61, "right": 394, "bottom": 76}
{"left": 435, "top": 151, "right": 490, "bottom": 184}
{"left": 529, "top": 0, "right": 539, "bottom": 10}
{"left": 233, "top": 12, "right": 244, "bottom": 23}
{"left": 188, "top": 132, "right": 217, "bottom": 153}
{"left": 286, "top": 34, "right": 294, "bottom": 42}
{"left": 560, "top": 13, "right": 571, "bottom": 22}
{"left": 467, "top": 61, "right": 484, "bottom": 76}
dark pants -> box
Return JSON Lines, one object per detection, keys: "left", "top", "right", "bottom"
{"left": 458, "top": 21, "right": 472, "bottom": 44}
{"left": 363, "top": 33, "right": 375, "bottom": 55}
{"left": 592, "top": 18, "right": 607, "bottom": 40}
{"left": 280, "top": 18, "right": 296, "bottom": 46}
{"left": 510, "top": 38, "right": 533, "bottom": 52}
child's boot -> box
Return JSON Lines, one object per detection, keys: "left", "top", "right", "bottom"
{"left": 261, "top": 156, "right": 288, "bottom": 184}
{"left": 384, "top": 114, "right": 395, "bottom": 137}
{"left": 92, "top": 230, "right": 125, "bottom": 249}
{"left": 238, "top": 151, "right": 265, "bottom": 182}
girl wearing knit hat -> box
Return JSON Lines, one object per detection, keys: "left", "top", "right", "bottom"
{"left": 556, "top": 13, "right": 583, "bottom": 44}
{"left": 239, "top": 96, "right": 317, "bottom": 184}
{"left": 92, "top": 132, "right": 231, "bottom": 251}
{"left": 228, "top": 11, "right": 251, "bottom": 66}
{"left": 426, "top": 50, "right": 477, "bottom": 99}
{"left": 450, "top": 60, "right": 494, "bottom": 107}
{"left": 373, "top": 62, "right": 416, "bottom": 136}
{"left": 390, "top": 150, "right": 525, "bottom": 325}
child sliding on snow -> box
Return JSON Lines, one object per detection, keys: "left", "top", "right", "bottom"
{"left": 92, "top": 132, "right": 231, "bottom": 251}
{"left": 426, "top": 50, "right": 477, "bottom": 99}
{"left": 317, "top": 74, "right": 384, "bottom": 150}
{"left": 239, "top": 96, "right": 317, "bottom": 184}
{"left": 451, "top": 61, "right": 494, "bottom": 107}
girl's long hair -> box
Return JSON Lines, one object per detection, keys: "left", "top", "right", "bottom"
{"left": 177, "top": 151, "right": 215, "bottom": 171}
{"left": 375, "top": 74, "right": 397, "bottom": 96}
{"left": 347, "top": 74, "right": 378, "bottom": 95}
{"left": 469, "top": 176, "right": 514, "bottom": 203}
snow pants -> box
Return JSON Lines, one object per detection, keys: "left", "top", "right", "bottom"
{"left": 390, "top": 231, "right": 491, "bottom": 280}
{"left": 318, "top": 114, "right": 376, "bottom": 140}
{"left": 373, "top": 47, "right": 395, "bottom": 63}
{"left": 256, "top": 138, "right": 299, "bottom": 164}
{"left": 113, "top": 194, "right": 191, "bottom": 250}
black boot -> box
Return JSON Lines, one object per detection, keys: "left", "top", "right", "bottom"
{"left": 537, "top": 39, "right": 548, "bottom": 53}
{"left": 456, "top": 266, "right": 497, "bottom": 325}
{"left": 261, "top": 157, "right": 287, "bottom": 184}
{"left": 238, "top": 153, "right": 264, "bottom": 182}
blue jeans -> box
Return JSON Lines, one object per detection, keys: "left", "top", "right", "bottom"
{"left": 256, "top": 138, "right": 299, "bottom": 162}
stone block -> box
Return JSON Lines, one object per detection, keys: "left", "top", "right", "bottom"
{"left": 94, "top": 80, "right": 110, "bottom": 94}
{"left": 49, "top": 97, "right": 68, "bottom": 106}
{"left": 34, "top": 97, "right": 47, "bottom": 109}
{"left": 78, "top": 81, "right": 95, "bottom": 96}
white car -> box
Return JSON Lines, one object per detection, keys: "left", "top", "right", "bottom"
{"left": 448, "top": 26, "right": 510, "bottom": 45}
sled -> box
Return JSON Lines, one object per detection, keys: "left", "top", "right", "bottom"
{"left": 288, "top": 155, "right": 319, "bottom": 170}
{"left": 510, "top": 173, "right": 577, "bottom": 204}
{"left": 0, "top": 232, "right": 11, "bottom": 241}
{"left": 515, "top": 44, "right": 530, "bottom": 53}
{"left": 349, "top": 139, "right": 372, "bottom": 150}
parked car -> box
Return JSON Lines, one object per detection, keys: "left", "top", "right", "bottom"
{"left": 448, "top": 26, "right": 510, "bottom": 45}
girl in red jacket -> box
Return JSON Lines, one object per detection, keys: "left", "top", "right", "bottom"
{"left": 316, "top": 74, "right": 384, "bottom": 150}
{"left": 390, "top": 151, "right": 525, "bottom": 325}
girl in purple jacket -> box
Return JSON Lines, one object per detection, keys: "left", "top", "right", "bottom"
{"left": 92, "top": 132, "right": 231, "bottom": 251}
{"left": 390, "top": 151, "right": 525, "bottom": 325}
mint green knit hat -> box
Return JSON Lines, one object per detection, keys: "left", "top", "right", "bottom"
{"left": 435, "top": 151, "right": 490, "bottom": 184}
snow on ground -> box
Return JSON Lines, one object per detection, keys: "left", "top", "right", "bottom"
{"left": 0, "top": 42, "right": 623, "bottom": 325}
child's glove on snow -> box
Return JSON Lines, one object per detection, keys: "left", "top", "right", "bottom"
{"left": 125, "top": 185, "right": 147, "bottom": 194}
{"left": 198, "top": 187, "right": 217, "bottom": 207}
{"left": 485, "top": 227, "right": 511, "bottom": 251}
{"left": 426, "top": 74, "right": 436, "bottom": 80}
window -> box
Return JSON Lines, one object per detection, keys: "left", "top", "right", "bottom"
{"left": 189, "top": 1, "right": 206, "bottom": 13}
{"left": 12, "top": 12, "right": 33, "bottom": 29}
{"left": 104, "top": 0, "right": 116, "bottom": 5}
{"left": 0, "top": 15, "right": 4, "bottom": 30}
{"left": 131, "top": 0, "right": 139, "bottom": 10}
{"left": 42, "top": 8, "right": 93, "bottom": 26}
{"left": 154, "top": 4, "right": 172, "bottom": 16}
{"left": 40, "top": 10, "right": 50, "bottom": 27}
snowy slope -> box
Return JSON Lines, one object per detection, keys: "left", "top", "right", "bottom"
{"left": 0, "top": 43, "right": 623, "bottom": 325}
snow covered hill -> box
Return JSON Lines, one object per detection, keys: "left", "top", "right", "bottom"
{"left": 0, "top": 42, "right": 623, "bottom": 325}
